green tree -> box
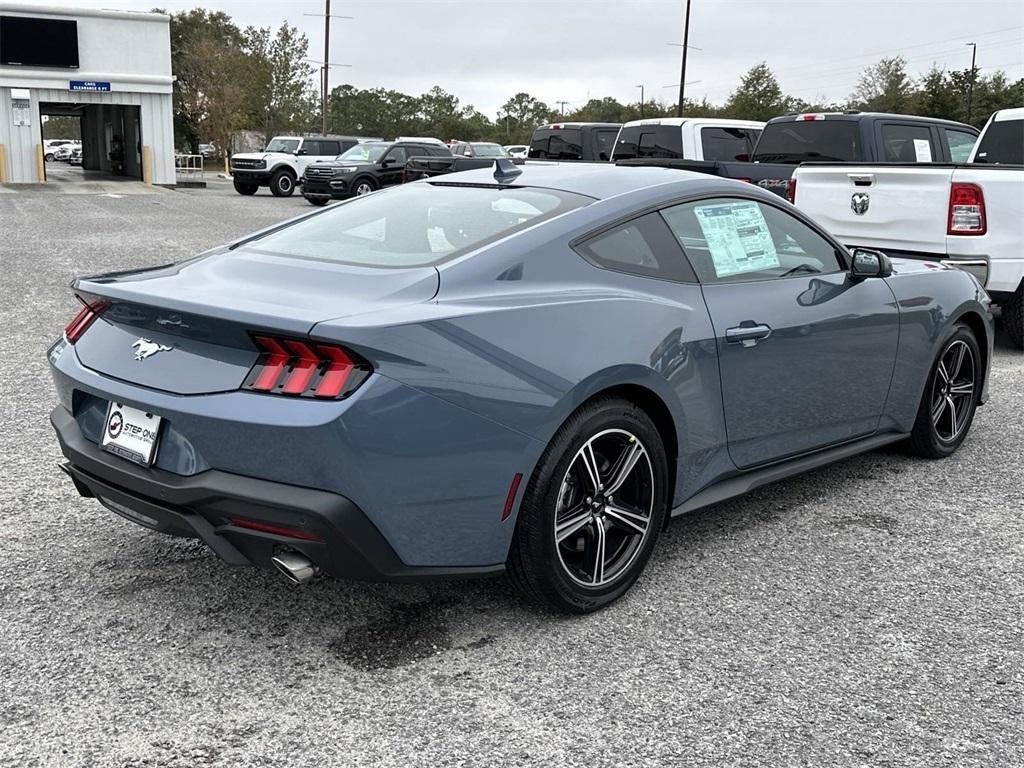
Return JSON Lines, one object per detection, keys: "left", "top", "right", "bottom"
{"left": 723, "top": 63, "right": 792, "bottom": 121}
{"left": 42, "top": 115, "right": 81, "bottom": 140}
{"left": 852, "top": 56, "right": 915, "bottom": 113}
{"left": 249, "top": 22, "right": 319, "bottom": 137}
{"left": 497, "top": 93, "right": 552, "bottom": 143}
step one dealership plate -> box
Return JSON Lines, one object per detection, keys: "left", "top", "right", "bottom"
{"left": 101, "top": 402, "right": 162, "bottom": 467}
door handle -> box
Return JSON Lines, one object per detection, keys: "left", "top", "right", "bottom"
{"left": 726, "top": 323, "right": 772, "bottom": 348}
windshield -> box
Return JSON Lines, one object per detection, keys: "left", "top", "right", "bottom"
{"left": 337, "top": 143, "right": 389, "bottom": 163}
{"left": 751, "top": 120, "right": 861, "bottom": 163}
{"left": 247, "top": 183, "right": 592, "bottom": 268}
{"left": 473, "top": 144, "right": 508, "bottom": 157}
{"left": 265, "top": 138, "right": 300, "bottom": 154}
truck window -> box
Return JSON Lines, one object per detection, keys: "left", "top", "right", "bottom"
{"left": 880, "top": 124, "right": 935, "bottom": 162}
{"left": 614, "top": 126, "right": 683, "bottom": 160}
{"left": 701, "top": 127, "right": 758, "bottom": 162}
{"left": 529, "top": 128, "right": 583, "bottom": 160}
{"left": 943, "top": 128, "right": 977, "bottom": 163}
{"left": 973, "top": 120, "right": 1023, "bottom": 165}
{"left": 593, "top": 129, "right": 618, "bottom": 161}
{"left": 751, "top": 121, "right": 860, "bottom": 164}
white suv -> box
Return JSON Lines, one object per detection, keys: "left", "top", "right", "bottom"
{"left": 229, "top": 136, "right": 359, "bottom": 197}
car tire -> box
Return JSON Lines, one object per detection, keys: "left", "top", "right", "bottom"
{"left": 45, "top": 153, "right": 54, "bottom": 162}
{"left": 305, "top": 197, "right": 329, "bottom": 207}
{"left": 507, "top": 396, "right": 668, "bottom": 614}
{"left": 232, "top": 179, "right": 258, "bottom": 196}
{"left": 1003, "top": 282, "right": 1024, "bottom": 350}
{"left": 352, "top": 178, "right": 377, "bottom": 196}
{"left": 907, "top": 322, "right": 982, "bottom": 459}
{"left": 269, "top": 169, "right": 296, "bottom": 197}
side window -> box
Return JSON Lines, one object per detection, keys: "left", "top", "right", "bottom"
{"left": 594, "top": 129, "right": 617, "bottom": 161}
{"left": 574, "top": 213, "right": 696, "bottom": 282}
{"left": 944, "top": 128, "right": 977, "bottom": 163}
{"left": 385, "top": 146, "right": 409, "bottom": 164}
{"left": 700, "top": 127, "right": 756, "bottom": 161}
{"left": 880, "top": 124, "right": 935, "bottom": 162}
{"left": 320, "top": 140, "right": 341, "bottom": 156}
{"left": 339, "top": 139, "right": 357, "bottom": 153}
{"left": 660, "top": 198, "right": 843, "bottom": 284}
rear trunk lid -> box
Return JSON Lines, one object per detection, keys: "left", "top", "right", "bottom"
{"left": 72, "top": 248, "right": 438, "bottom": 395}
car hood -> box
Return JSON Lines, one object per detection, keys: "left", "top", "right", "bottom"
{"left": 232, "top": 151, "right": 293, "bottom": 161}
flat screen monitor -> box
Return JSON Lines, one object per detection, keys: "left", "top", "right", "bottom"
{"left": 0, "top": 16, "right": 80, "bottom": 68}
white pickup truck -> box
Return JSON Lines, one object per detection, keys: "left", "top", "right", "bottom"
{"left": 792, "top": 108, "right": 1024, "bottom": 348}
{"left": 610, "top": 117, "right": 764, "bottom": 162}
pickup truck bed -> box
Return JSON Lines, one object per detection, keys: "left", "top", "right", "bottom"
{"left": 792, "top": 161, "right": 1024, "bottom": 347}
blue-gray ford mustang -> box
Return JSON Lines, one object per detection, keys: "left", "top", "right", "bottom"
{"left": 49, "top": 162, "right": 993, "bottom": 613}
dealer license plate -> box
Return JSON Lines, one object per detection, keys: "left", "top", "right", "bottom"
{"left": 101, "top": 401, "right": 163, "bottom": 467}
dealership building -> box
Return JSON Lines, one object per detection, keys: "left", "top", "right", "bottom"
{"left": 0, "top": 4, "right": 175, "bottom": 185}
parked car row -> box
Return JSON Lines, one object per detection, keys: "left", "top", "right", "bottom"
{"left": 44, "top": 139, "right": 81, "bottom": 162}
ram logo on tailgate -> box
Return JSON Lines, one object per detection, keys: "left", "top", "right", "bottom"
{"left": 851, "top": 193, "right": 870, "bottom": 216}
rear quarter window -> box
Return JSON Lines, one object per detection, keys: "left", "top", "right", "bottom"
{"left": 613, "top": 126, "right": 683, "bottom": 160}
{"left": 529, "top": 129, "right": 583, "bottom": 159}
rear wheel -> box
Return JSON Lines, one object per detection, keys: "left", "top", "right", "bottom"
{"left": 1003, "top": 283, "right": 1023, "bottom": 350}
{"left": 45, "top": 153, "right": 55, "bottom": 162}
{"left": 269, "top": 169, "right": 296, "bottom": 197}
{"left": 233, "top": 179, "right": 258, "bottom": 196}
{"left": 908, "top": 323, "right": 981, "bottom": 458}
{"left": 507, "top": 397, "right": 668, "bottom": 614}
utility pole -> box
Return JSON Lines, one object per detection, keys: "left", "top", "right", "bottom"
{"left": 322, "top": 0, "right": 331, "bottom": 134}
{"left": 556, "top": 100, "right": 569, "bottom": 116}
{"left": 676, "top": 0, "right": 692, "bottom": 117}
{"left": 636, "top": 84, "right": 645, "bottom": 118}
{"left": 305, "top": 2, "right": 353, "bottom": 135}
{"left": 965, "top": 42, "right": 977, "bottom": 125}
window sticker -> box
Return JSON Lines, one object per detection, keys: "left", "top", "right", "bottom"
{"left": 692, "top": 201, "right": 779, "bottom": 277}
{"left": 913, "top": 138, "right": 932, "bottom": 162}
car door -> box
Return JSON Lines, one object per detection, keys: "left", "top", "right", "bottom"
{"left": 661, "top": 196, "right": 900, "bottom": 468}
{"left": 379, "top": 145, "right": 409, "bottom": 187}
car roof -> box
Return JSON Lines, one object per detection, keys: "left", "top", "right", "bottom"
{"left": 992, "top": 107, "right": 1024, "bottom": 122}
{"left": 764, "top": 112, "right": 976, "bottom": 129}
{"left": 535, "top": 122, "right": 621, "bottom": 129}
{"left": 433, "top": 161, "right": 739, "bottom": 201}
{"left": 620, "top": 117, "right": 765, "bottom": 128}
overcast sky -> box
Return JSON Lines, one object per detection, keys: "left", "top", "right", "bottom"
{"left": 13, "top": 0, "right": 1024, "bottom": 115}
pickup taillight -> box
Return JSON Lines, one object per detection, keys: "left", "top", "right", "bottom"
{"left": 785, "top": 178, "right": 797, "bottom": 204}
{"left": 947, "top": 183, "right": 986, "bottom": 236}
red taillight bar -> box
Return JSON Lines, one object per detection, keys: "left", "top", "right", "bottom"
{"left": 785, "top": 178, "right": 797, "bottom": 204}
{"left": 244, "top": 334, "right": 368, "bottom": 399}
{"left": 947, "top": 182, "right": 986, "bottom": 236}
{"left": 63, "top": 297, "right": 111, "bottom": 343}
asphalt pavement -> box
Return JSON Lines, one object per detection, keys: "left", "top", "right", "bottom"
{"left": 1, "top": 179, "right": 1021, "bottom": 767}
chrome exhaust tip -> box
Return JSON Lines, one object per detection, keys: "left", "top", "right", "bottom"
{"left": 271, "top": 551, "right": 318, "bottom": 585}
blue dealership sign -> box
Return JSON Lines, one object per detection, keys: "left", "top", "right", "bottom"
{"left": 69, "top": 80, "right": 111, "bottom": 92}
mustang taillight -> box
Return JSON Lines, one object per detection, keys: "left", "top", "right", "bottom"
{"left": 947, "top": 182, "right": 986, "bottom": 235}
{"left": 63, "top": 297, "right": 111, "bottom": 343}
{"left": 243, "top": 334, "right": 370, "bottom": 399}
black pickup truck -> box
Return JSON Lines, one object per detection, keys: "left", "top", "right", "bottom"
{"left": 404, "top": 152, "right": 524, "bottom": 181}
{"left": 617, "top": 112, "right": 979, "bottom": 197}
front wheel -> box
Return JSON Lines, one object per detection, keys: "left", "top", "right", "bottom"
{"left": 45, "top": 153, "right": 54, "bottom": 162}
{"left": 269, "top": 169, "right": 296, "bottom": 197}
{"left": 908, "top": 323, "right": 982, "bottom": 458}
{"left": 304, "top": 197, "right": 329, "bottom": 207}
{"left": 352, "top": 178, "right": 377, "bottom": 196}
{"left": 233, "top": 179, "right": 258, "bottom": 195}
{"left": 507, "top": 397, "right": 668, "bottom": 614}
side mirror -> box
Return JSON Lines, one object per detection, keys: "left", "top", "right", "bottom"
{"left": 296, "top": 148, "right": 308, "bottom": 156}
{"left": 381, "top": 156, "right": 399, "bottom": 166}
{"left": 850, "top": 248, "right": 893, "bottom": 279}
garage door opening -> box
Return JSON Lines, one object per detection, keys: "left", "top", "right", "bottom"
{"left": 40, "top": 102, "right": 143, "bottom": 184}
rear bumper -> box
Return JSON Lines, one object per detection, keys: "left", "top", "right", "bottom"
{"left": 51, "top": 406, "right": 504, "bottom": 582}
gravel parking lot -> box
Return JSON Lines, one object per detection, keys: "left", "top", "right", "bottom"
{"left": 1, "top": 181, "right": 1021, "bottom": 767}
